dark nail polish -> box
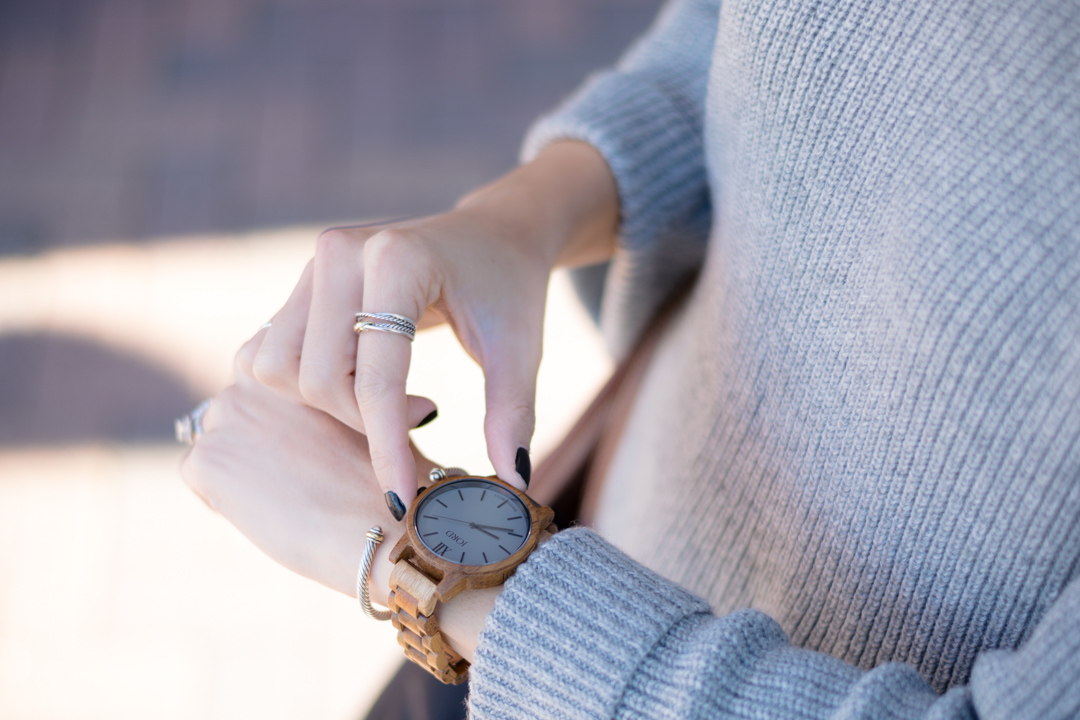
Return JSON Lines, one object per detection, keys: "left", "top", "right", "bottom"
{"left": 384, "top": 491, "right": 406, "bottom": 522}
{"left": 415, "top": 409, "right": 438, "bottom": 429}
{"left": 515, "top": 447, "right": 531, "bottom": 488}
{"left": 416, "top": 486, "right": 428, "bottom": 496}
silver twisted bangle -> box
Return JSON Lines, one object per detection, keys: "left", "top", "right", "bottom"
{"left": 357, "top": 526, "right": 391, "bottom": 621}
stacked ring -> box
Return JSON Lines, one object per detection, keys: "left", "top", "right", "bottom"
{"left": 175, "top": 399, "right": 212, "bottom": 446}
{"left": 353, "top": 312, "right": 417, "bottom": 342}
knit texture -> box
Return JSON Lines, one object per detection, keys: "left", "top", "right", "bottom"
{"left": 473, "top": 0, "right": 1080, "bottom": 718}
{"left": 520, "top": 0, "right": 717, "bottom": 356}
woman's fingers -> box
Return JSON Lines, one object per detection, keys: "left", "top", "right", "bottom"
{"left": 298, "top": 229, "right": 367, "bottom": 429}
{"left": 251, "top": 260, "right": 314, "bottom": 403}
{"left": 284, "top": 228, "right": 435, "bottom": 434}
{"left": 248, "top": 232, "right": 436, "bottom": 433}
{"left": 355, "top": 229, "right": 440, "bottom": 516}
{"left": 355, "top": 331, "right": 416, "bottom": 517}
{"left": 481, "top": 316, "right": 543, "bottom": 492}
{"left": 245, "top": 213, "right": 548, "bottom": 515}
{"left": 235, "top": 334, "right": 263, "bottom": 382}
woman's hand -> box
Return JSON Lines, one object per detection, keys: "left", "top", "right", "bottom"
{"left": 249, "top": 141, "right": 619, "bottom": 515}
{"left": 179, "top": 330, "right": 547, "bottom": 662}
{"left": 179, "top": 330, "right": 425, "bottom": 599}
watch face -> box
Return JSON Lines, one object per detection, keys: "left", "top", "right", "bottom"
{"left": 414, "top": 478, "right": 531, "bottom": 566}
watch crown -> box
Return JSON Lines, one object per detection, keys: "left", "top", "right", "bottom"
{"left": 429, "top": 467, "right": 468, "bottom": 482}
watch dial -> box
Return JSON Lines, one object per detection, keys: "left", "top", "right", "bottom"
{"left": 414, "top": 479, "right": 531, "bottom": 566}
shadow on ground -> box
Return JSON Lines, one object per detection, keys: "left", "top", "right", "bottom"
{"left": 0, "top": 332, "right": 199, "bottom": 445}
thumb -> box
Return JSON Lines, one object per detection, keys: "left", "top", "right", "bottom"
{"left": 482, "top": 336, "right": 542, "bottom": 492}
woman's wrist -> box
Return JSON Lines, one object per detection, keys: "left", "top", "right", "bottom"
{"left": 365, "top": 517, "right": 554, "bottom": 664}
{"left": 456, "top": 140, "right": 620, "bottom": 270}
{"left": 367, "top": 523, "right": 404, "bottom": 608}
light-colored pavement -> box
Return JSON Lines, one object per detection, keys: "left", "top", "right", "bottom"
{"left": 0, "top": 2, "right": 653, "bottom": 715}
{"left": 0, "top": 231, "right": 611, "bottom": 719}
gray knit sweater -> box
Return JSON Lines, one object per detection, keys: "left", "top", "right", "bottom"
{"left": 468, "top": 1, "right": 1080, "bottom": 718}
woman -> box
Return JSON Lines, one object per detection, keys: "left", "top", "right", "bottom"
{"left": 181, "top": 0, "right": 1080, "bottom": 717}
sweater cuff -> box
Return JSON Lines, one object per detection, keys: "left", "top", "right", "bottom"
{"left": 970, "top": 578, "right": 1080, "bottom": 720}
{"left": 467, "top": 528, "right": 710, "bottom": 720}
{"left": 521, "top": 70, "right": 710, "bottom": 253}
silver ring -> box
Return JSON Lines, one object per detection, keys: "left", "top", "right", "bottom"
{"left": 353, "top": 312, "right": 417, "bottom": 342}
{"left": 357, "top": 526, "right": 391, "bottom": 621}
{"left": 174, "top": 399, "right": 212, "bottom": 446}
{"left": 355, "top": 312, "right": 415, "bottom": 327}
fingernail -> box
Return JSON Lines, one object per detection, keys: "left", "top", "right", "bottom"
{"left": 515, "top": 447, "right": 531, "bottom": 488}
{"left": 414, "top": 409, "right": 438, "bottom": 429}
{"left": 384, "top": 491, "right": 406, "bottom": 522}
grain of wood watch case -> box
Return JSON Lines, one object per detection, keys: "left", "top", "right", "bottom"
{"left": 387, "top": 470, "right": 555, "bottom": 684}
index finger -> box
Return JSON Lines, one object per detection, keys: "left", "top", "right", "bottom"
{"left": 355, "top": 231, "right": 440, "bottom": 521}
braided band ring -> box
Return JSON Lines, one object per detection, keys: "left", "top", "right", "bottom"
{"left": 353, "top": 312, "right": 417, "bottom": 342}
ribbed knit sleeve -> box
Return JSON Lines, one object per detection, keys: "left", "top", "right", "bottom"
{"left": 468, "top": 529, "right": 1080, "bottom": 720}
{"left": 521, "top": 0, "right": 720, "bottom": 354}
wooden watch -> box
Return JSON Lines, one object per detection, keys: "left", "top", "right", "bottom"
{"left": 387, "top": 468, "right": 555, "bottom": 684}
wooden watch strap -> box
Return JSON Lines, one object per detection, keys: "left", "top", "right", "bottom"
{"left": 387, "top": 561, "right": 469, "bottom": 685}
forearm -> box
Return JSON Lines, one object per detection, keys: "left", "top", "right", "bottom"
{"left": 456, "top": 140, "right": 620, "bottom": 270}
{"left": 467, "top": 530, "right": 1080, "bottom": 720}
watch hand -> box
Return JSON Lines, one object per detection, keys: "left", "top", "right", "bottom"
{"left": 471, "top": 523, "right": 515, "bottom": 532}
{"left": 467, "top": 523, "right": 499, "bottom": 539}
{"left": 426, "top": 514, "right": 501, "bottom": 538}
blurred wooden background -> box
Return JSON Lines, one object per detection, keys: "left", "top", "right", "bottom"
{"left": 0, "top": 0, "right": 660, "bottom": 254}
